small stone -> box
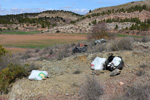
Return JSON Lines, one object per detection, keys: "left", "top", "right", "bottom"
{"left": 65, "top": 93, "right": 69, "bottom": 96}
{"left": 119, "top": 82, "right": 124, "bottom": 85}
{"left": 110, "top": 69, "right": 121, "bottom": 76}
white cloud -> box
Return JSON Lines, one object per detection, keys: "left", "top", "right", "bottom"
{"left": 0, "top": 7, "right": 46, "bottom": 15}
{"left": 71, "top": 9, "right": 89, "bottom": 15}
{"left": 0, "top": 5, "right": 88, "bottom": 15}
{"left": 64, "top": 6, "right": 72, "bottom": 9}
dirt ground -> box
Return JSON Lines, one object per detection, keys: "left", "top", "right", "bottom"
{"left": 7, "top": 42, "right": 150, "bottom": 100}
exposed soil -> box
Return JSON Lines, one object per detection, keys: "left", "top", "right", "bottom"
{"left": 4, "top": 47, "right": 31, "bottom": 54}
{"left": 0, "top": 33, "right": 86, "bottom": 53}
{"left": 0, "top": 33, "right": 86, "bottom": 44}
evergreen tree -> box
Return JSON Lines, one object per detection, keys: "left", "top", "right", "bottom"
{"left": 115, "top": 25, "right": 119, "bottom": 30}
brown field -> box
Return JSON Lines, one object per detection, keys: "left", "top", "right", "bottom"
{"left": 0, "top": 33, "right": 87, "bottom": 53}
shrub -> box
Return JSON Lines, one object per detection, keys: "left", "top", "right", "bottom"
{"left": 0, "top": 54, "right": 18, "bottom": 70}
{"left": 35, "top": 48, "right": 40, "bottom": 53}
{"left": 87, "top": 43, "right": 106, "bottom": 53}
{"left": 111, "top": 37, "right": 133, "bottom": 51}
{"left": 140, "top": 64, "right": 148, "bottom": 69}
{"left": 114, "top": 25, "right": 118, "bottom": 30}
{"left": 136, "top": 70, "right": 145, "bottom": 76}
{"left": 123, "top": 84, "right": 150, "bottom": 100}
{"left": 57, "top": 48, "right": 69, "bottom": 60}
{"left": 21, "top": 50, "right": 33, "bottom": 59}
{"left": 0, "top": 45, "right": 8, "bottom": 57}
{"left": 141, "top": 37, "right": 150, "bottom": 43}
{"left": 79, "top": 76, "right": 104, "bottom": 100}
{"left": 89, "top": 22, "right": 109, "bottom": 40}
{"left": 0, "top": 64, "right": 28, "bottom": 94}
{"left": 88, "top": 22, "right": 116, "bottom": 41}
{"left": 0, "top": 45, "right": 37, "bottom": 94}
{"left": 73, "top": 69, "right": 81, "bottom": 74}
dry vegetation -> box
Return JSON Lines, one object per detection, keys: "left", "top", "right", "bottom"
{"left": 0, "top": 31, "right": 150, "bottom": 100}
{"left": 0, "top": 33, "right": 86, "bottom": 53}
{"left": 79, "top": 76, "right": 104, "bottom": 100}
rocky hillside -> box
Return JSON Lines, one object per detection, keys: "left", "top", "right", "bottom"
{"left": 0, "top": 10, "right": 82, "bottom": 31}
{"left": 45, "top": 1, "right": 150, "bottom": 35}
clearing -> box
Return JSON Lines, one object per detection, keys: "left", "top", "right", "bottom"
{"left": 0, "top": 33, "right": 86, "bottom": 53}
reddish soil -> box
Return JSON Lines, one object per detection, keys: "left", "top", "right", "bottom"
{"left": 4, "top": 47, "right": 32, "bottom": 54}
{"left": 0, "top": 33, "right": 87, "bottom": 53}
{"left": 0, "top": 33, "right": 86, "bottom": 44}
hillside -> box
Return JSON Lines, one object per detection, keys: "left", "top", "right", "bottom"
{"left": 7, "top": 40, "right": 150, "bottom": 100}
{"left": 45, "top": 1, "right": 150, "bottom": 35}
{"left": 0, "top": 10, "right": 82, "bottom": 31}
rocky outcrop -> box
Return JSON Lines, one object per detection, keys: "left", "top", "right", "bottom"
{"left": 44, "top": 24, "right": 92, "bottom": 33}
{"left": 43, "top": 22, "right": 134, "bottom": 33}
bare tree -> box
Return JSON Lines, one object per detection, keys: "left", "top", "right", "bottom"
{"left": 92, "top": 22, "right": 108, "bottom": 34}
{"left": 88, "top": 22, "right": 109, "bottom": 40}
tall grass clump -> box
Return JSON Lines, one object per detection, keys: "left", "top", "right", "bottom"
{"left": 79, "top": 76, "right": 104, "bottom": 100}
{"left": 111, "top": 37, "right": 133, "bottom": 51}
{"left": 123, "top": 84, "right": 150, "bottom": 100}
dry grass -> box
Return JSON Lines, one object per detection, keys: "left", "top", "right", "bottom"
{"left": 110, "top": 37, "right": 133, "bottom": 51}
{"left": 113, "top": 63, "right": 150, "bottom": 100}
{"left": 141, "top": 37, "right": 150, "bottom": 43}
{"left": 73, "top": 69, "right": 82, "bottom": 74}
{"left": 79, "top": 76, "right": 104, "bottom": 100}
{"left": 122, "top": 84, "right": 150, "bottom": 100}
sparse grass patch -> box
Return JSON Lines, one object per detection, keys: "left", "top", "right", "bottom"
{"left": 5, "top": 39, "right": 83, "bottom": 49}
{"left": 73, "top": 69, "right": 82, "bottom": 74}
{"left": 140, "top": 64, "right": 148, "bottom": 69}
{"left": 136, "top": 70, "right": 145, "bottom": 76}
{"left": 123, "top": 84, "right": 150, "bottom": 100}
{"left": 0, "top": 31, "right": 40, "bottom": 35}
{"left": 116, "top": 33, "right": 144, "bottom": 38}
{"left": 111, "top": 37, "right": 133, "bottom": 51}
{"left": 79, "top": 76, "right": 104, "bottom": 100}
{"left": 35, "top": 48, "right": 40, "bottom": 53}
{"left": 57, "top": 47, "right": 70, "bottom": 60}
{"left": 141, "top": 37, "right": 150, "bottom": 43}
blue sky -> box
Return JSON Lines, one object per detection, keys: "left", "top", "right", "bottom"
{"left": 0, "top": 0, "right": 141, "bottom": 15}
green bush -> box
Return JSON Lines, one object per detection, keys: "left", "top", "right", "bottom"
{"left": 0, "top": 45, "right": 8, "bottom": 57}
{"left": 0, "top": 64, "right": 28, "bottom": 94}
{"left": 0, "top": 45, "right": 35, "bottom": 94}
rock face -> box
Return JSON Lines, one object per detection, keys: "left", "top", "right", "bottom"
{"left": 44, "top": 24, "right": 91, "bottom": 33}
{"left": 44, "top": 22, "right": 134, "bottom": 33}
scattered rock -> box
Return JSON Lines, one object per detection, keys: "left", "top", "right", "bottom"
{"left": 110, "top": 69, "right": 121, "bottom": 76}
{"left": 119, "top": 82, "right": 124, "bottom": 85}
{"left": 65, "top": 93, "right": 69, "bottom": 96}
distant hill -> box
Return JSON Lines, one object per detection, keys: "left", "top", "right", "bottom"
{"left": 0, "top": 10, "right": 82, "bottom": 31}
{"left": 45, "top": 1, "right": 150, "bottom": 36}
